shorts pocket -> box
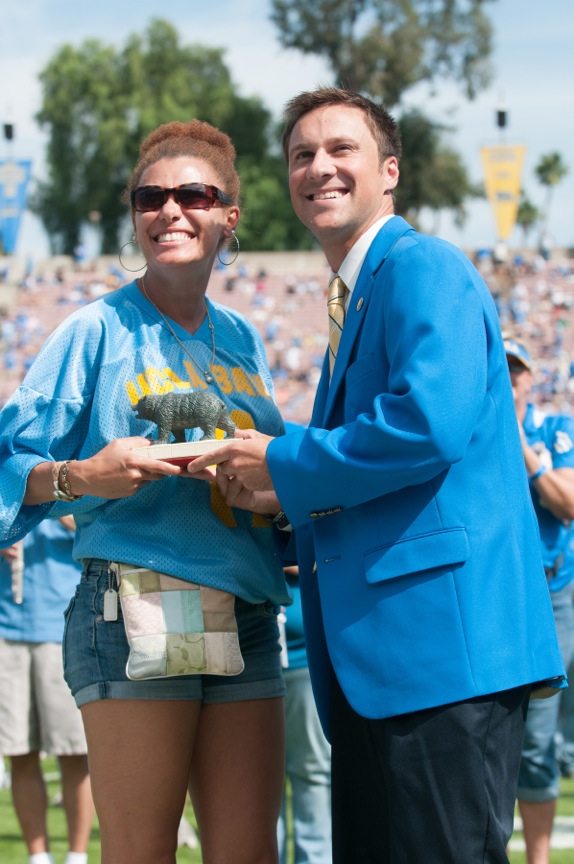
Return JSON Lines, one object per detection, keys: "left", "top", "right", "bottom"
{"left": 61, "top": 593, "right": 77, "bottom": 680}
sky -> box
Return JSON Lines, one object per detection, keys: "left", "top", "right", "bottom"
{"left": 1, "top": 0, "right": 573, "bottom": 259}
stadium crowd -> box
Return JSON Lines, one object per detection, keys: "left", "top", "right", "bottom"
{"left": 1, "top": 249, "right": 574, "bottom": 423}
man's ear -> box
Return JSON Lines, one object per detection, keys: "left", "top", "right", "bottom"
{"left": 383, "top": 156, "right": 399, "bottom": 191}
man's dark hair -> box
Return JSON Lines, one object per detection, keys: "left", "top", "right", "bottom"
{"left": 281, "top": 87, "right": 402, "bottom": 166}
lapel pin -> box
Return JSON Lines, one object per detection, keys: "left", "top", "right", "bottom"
{"left": 356, "top": 297, "right": 364, "bottom": 312}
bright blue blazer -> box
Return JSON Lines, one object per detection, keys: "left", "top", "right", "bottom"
{"left": 267, "top": 217, "right": 565, "bottom": 740}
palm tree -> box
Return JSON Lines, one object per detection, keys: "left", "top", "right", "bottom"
{"left": 534, "top": 152, "right": 569, "bottom": 241}
{"left": 516, "top": 194, "right": 539, "bottom": 247}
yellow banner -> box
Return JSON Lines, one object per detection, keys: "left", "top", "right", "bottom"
{"left": 480, "top": 145, "right": 526, "bottom": 241}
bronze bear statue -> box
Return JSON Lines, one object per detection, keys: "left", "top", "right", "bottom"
{"left": 132, "top": 391, "right": 236, "bottom": 444}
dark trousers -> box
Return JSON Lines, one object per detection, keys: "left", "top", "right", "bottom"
{"left": 331, "top": 677, "right": 530, "bottom": 863}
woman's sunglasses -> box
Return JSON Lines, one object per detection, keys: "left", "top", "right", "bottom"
{"left": 131, "top": 183, "right": 233, "bottom": 212}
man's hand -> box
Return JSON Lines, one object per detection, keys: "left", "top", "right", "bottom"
{"left": 0, "top": 543, "right": 21, "bottom": 563}
{"left": 213, "top": 467, "right": 281, "bottom": 515}
{"left": 186, "top": 429, "right": 276, "bottom": 492}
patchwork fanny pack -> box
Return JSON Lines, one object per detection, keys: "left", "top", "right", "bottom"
{"left": 109, "top": 562, "right": 245, "bottom": 681}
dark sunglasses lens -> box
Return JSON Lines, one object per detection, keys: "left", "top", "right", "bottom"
{"left": 176, "top": 185, "right": 215, "bottom": 209}
{"left": 133, "top": 188, "right": 167, "bottom": 211}
{"left": 132, "top": 184, "right": 222, "bottom": 211}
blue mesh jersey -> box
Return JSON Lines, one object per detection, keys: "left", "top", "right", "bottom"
{"left": 0, "top": 280, "right": 290, "bottom": 606}
{"left": 524, "top": 403, "right": 574, "bottom": 593}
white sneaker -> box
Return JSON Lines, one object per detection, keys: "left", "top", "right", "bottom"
{"left": 178, "top": 815, "right": 199, "bottom": 849}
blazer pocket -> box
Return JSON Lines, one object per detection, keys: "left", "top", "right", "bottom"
{"left": 346, "top": 352, "right": 376, "bottom": 386}
{"left": 364, "top": 527, "right": 469, "bottom": 584}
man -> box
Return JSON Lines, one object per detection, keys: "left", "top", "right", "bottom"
{"left": 188, "top": 87, "right": 565, "bottom": 863}
{"left": 0, "top": 518, "right": 94, "bottom": 864}
{"left": 504, "top": 336, "right": 574, "bottom": 864}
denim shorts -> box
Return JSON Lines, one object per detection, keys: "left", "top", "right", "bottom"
{"left": 63, "top": 558, "right": 286, "bottom": 708}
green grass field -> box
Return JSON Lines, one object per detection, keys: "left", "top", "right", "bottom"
{"left": 509, "top": 776, "right": 574, "bottom": 864}
{"left": 0, "top": 758, "right": 572, "bottom": 862}
{"left": 0, "top": 756, "right": 202, "bottom": 863}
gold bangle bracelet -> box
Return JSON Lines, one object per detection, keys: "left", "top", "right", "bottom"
{"left": 52, "top": 461, "right": 64, "bottom": 500}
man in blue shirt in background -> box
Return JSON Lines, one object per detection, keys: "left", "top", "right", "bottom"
{"left": 505, "top": 336, "right": 574, "bottom": 864}
{"left": 0, "top": 518, "right": 94, "bottom": 864}
{"left": 277, "top": 564, "right": 331, "bottom": 864}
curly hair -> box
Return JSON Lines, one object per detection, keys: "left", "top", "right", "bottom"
{"left": 125, "top": 119, "right": 240, "bottom": 207}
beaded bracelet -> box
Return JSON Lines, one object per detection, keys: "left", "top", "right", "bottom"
{"left": 53, "top": 460, "right": 83, "bottom": 502}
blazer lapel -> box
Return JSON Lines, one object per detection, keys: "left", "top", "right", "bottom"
{"left": 310, "top": 353, "right": 330, "bottom": 427}
{"left": 322, "top": 217, "right": 413, "bottom": 424}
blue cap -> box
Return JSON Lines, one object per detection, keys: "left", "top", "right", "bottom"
{"left": 503, "top": 337, "right": 532, "bottom": 371}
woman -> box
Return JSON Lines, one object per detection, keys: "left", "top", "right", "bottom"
{"left": 0, "top": 120, "right": 289, "bottom": 864}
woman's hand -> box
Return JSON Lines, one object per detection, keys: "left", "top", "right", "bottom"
{"left": 23, "top": 438, "right": 182, "bottom": 505}
{"left": 72, "top": 438, "right": 182, "bottom": 499}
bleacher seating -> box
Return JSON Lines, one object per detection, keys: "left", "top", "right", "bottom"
{"left": 0, "top": 261, "right": 331, "bottom": 424}
{"left": 1, "top": 251, "right": 574, "bottom": 423}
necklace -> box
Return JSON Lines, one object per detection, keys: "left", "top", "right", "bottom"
{"left": 140, "top": 274, "right": 216, "bottom": 384}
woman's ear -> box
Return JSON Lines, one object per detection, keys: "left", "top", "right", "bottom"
{"left": 224, "top": 206, "right": 240, "bottom": 236}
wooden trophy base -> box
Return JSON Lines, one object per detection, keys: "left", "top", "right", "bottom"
{"left": 133, "top": 438, "right": 230, "bottom": 467}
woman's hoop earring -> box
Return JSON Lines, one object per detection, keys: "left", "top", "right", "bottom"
{"left": 119, "top": 235, "right": 147, "bottom": 272}
{"left": 217, "top": 230, "right": 240, "bottom": 267}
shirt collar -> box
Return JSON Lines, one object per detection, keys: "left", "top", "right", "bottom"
{"left": 334, "top": 215, "right": 396, "bottom": 297}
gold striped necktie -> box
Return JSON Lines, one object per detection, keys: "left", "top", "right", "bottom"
{"left": 328, "top": 275, "right": 348, "bottom": 376}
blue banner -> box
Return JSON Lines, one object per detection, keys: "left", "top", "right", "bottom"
{"left": 0, "top": 160, "right": 32, "bottom": 254}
